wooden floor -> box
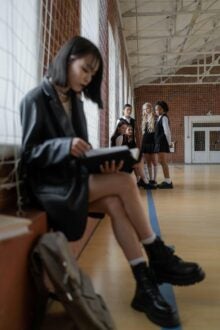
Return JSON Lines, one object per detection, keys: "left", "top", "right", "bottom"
{"left": 45, "top": 164, "right": 220, "bottom": 330}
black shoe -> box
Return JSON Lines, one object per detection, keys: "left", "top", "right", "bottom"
{"left": 149, "top": 180, "right": 157, "bottom": 185}
{"left": 137, "top": 179, "right": 157, "bottom": 190}
{"left": 131, "top": 266, "right": 180, "bottom": 328}
{"left": 137, "top": 179, "right": 147, "bottom": 188}
{"left": 145, "top": 183, "right": 157, "bottom": 190}
{"left": 145, "top": 237, "right": 205, "bottom": 286}
{"left": 157, "top": 181, "right": 173, "bottom": 189}
{"left": 48, "top": 292, "right": 60, "bottom": 302}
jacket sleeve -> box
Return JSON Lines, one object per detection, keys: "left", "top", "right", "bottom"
{"left": 20, "top": 95, "right": 73, "bottom": 168}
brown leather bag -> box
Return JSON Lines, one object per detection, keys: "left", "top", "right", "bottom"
{"left": 31, "top": 231, "right": 116, "bottom": 330}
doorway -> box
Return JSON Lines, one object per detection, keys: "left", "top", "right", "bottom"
{"left": 192, "top": 126, "right": 220, "bottom": 163}
{"left": 184, "top": 116, "right": 220, "bottom": 164}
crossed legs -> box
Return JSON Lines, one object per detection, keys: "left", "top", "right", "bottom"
{"left": 88, "top": 172, "right": 154, "bottom": 260}
{"left": 88, "top": 171, "right": 204, "bottom": 328}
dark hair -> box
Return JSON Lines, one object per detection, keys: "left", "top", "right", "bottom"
{"left": 155, "top": 101, "right": 169, "bottom": 113}
{"left": 123, "top": 104, "right": 132, "bottom": 110}
{"left": 47, "top": 36, "right": 103, "bottom": 108}
{"left": 110, "top": 121, "right": 128, "bottom": 146}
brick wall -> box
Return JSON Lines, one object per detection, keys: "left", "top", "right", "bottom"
{"left": 42, "top": 0, "right": 131, "bottom": 147}
{"left": 134, "top": 84, "right": 220, "bottom": 162}
{"left": 42, "top": 0, "right": 80, "bottom": 72}
{"left": 98, "top": 0, "right": 131, "bottom": 145}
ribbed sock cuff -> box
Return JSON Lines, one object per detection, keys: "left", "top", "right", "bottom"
{"left": 129, "top": 257, "right": 146, "bottom": 267}
{"left": 141, "top": 233, "right": 156, "bottom": 245}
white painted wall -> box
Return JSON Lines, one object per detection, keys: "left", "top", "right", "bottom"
{"left": 81, "top": 0, "right": 100, "bottom": 148}
{"left": 108, "top": 24, "right": 117, "bottom": 145}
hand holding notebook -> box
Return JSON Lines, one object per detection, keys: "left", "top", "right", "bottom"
{"left": 79, "top": 146, "right": 140, "bottom": 174}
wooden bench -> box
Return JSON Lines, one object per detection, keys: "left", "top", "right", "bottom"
{"left": 0, "top": 210, "right": 47, "bottom": 330}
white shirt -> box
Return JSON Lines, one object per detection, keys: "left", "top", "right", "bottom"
{"left": 115, "top": 135, "right": 124, "bottom": 146}
{"left": 116, "top": 116, "right": 131, "bottom": 125}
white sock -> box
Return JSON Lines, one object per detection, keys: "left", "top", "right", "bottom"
{"left": 153, "top": 165, "right": 158, "bottom": 181}
{"left": 147, "top": 165, "right": 152, "bottom": 180}
{"left": 129, "top": 257, "right": 146, "bottom": 266}
{"left": 164, "top": 178, "right": 172, "bottom": 184}
{"left": 141, "top": 233, "right": 156, "bottom": 245}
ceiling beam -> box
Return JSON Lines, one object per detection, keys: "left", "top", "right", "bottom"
{"left": 198, "top": 55, "right": 220, "bottom": 82}
{"left": 131, "top": 64, "right": 220, "bottom": 69}
{"left": 135, "top": 73, "right": 220, "bottom": 78}
{"left": 161, "top": 0, "right": 218, "bottom": 84}
{"left": 129, "top": 51, "right": 220, "bottom": 57}
{"left": 126, "top": 32, "right": 220, "bottom": 40}
{"left": 134, "top": 75, "right": 220, "bottom": 85}
{"left": 122, "top": 9, "right": 220, "bottom": 17}
{"left": 135, "top": 81, "right": 220, "bottom": 86}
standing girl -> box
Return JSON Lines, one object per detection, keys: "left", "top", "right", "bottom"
{"left": 154, "top": 101, "right": 173, "bottom": 188}
{"left": 125, "top": 125, "right": 154, "bottom": 189}
{"left": 141, "top": 102, "right": 158, "bottom": 186}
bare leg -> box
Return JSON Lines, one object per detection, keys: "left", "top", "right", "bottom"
{"left": 135, "top": 158, "right": 148, "bottom": 183}
{"left": 144, "top": 153, "right": 153, "bottom": 180}
{"left": 89, "top": 192, "right": 182, "bottom": 328}
{"left": 158, "top": 152, "right": 170, "bottom": 179}
{"left": 89, "top": 196, "right": 143, "bottom": 260}
{"left": 134, "top": 167, "right": 140, "bottom": 181}
{"left": 151, "top": 153, "right": 158, "bottom": 181}
{"left": 89, "top": 172, "right": 154, "bottom": 240}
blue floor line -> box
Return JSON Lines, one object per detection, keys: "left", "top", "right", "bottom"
{"left": 146, "top": 190, "right": 182, "bottom": 330}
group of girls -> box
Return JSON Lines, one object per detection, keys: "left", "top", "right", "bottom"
{"left": 111, "top": 107, "right": 155, "bottom": 189}
{"left": 111, "top": 101, "right": 173, "bottom": 189}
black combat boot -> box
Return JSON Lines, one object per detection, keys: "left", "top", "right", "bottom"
{"left": 131, "top": 262, "right": 180, "bottom": 328}
{"left": 144, "top": 236, "right": 205, "bottom": 285}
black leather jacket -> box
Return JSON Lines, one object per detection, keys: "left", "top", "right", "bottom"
{"left": 20, "top": 77, "right": 89, "bottom": 241}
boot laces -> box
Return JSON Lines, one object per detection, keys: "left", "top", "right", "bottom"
{"left": 157, "top": 239, "right": 181, "bottom": 263}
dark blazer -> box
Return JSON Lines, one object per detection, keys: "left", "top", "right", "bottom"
{"left": 154, "top": 114, "right": 170, "bottom": 153}
{"left": 20, "top": 77, "right": 89, "bottom": 241}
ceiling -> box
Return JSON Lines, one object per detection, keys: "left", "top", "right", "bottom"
{"left": 118, "top": 0, "right": 220, "bottom": 86}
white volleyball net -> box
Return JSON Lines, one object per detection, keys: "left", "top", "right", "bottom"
{"left": 0, "top": 0, "right": 80, "bottom": 212}
{"left": 0, "top": 0, "right": 132, "bottom": 213}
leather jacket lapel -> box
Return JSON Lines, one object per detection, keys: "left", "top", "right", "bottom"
{"left": 42, "top": 77, "right": 75, "bottom": 137}
{"left": 49, "top": 98, "right": 75, "bottom": 137}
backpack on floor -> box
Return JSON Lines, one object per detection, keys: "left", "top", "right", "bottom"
{"left": 31, "top": 231, "right": 116, "bottom": 330}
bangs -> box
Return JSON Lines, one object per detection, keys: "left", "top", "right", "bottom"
{"left": 84, "top": 53, "right": 100, "bottom": 72}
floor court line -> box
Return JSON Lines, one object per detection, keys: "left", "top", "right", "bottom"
{"left": 146, "top": 190, "right": 182, "bottom": 330}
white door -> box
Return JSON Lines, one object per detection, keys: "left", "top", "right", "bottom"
{"left": 209, "top": 128, "right": 220, "bottom": 162}
{"left": 192, "top": 128, "right": 207, "bottom": 163}
{"left": 192, "top": 127, "right": 220, "bottom": 163}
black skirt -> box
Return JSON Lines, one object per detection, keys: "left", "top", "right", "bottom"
{"left": 141, "top": 132, "right": 157, "bottom": 154}
{"left": 154, "top": 138, "right": 170, "bottom": 153}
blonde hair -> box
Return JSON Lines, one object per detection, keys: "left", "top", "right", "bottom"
{"left": 142, "top": 102, "right": 155, "bottom": 133}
